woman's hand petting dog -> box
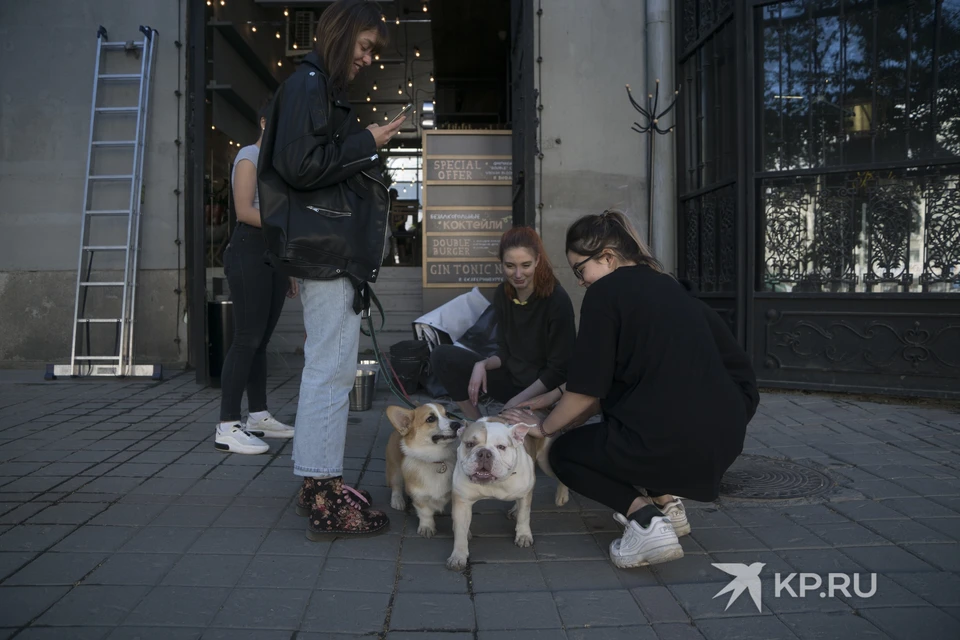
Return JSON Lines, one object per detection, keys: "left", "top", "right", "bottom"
{"left": 499, "top": 408, "right": 543, "bottom": 438}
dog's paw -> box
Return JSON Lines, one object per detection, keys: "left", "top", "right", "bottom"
{"left": 390, "top": 494, "right": 406, "bottom": 511}
{"left": 514, "top": 532, "right": 534, "bottom": 548}
{"left": 418, "top": 523, "right": 437, "bottom": 538}
{"left": 506, "top": 503, "right": 518, "bottom": 520}
{"left": 446, "top": 552, "right": 468, "bottom": 571}
{"left": 554, "top": 485, "right": 570, "bottom": 507}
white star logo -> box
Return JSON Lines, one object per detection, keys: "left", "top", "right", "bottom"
{"left": 712, "top": 562, "right": 765, "bottom": 612}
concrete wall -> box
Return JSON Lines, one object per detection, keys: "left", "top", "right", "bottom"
{"left": 535, "top": 0, "right": 651, "bottom": 310}
{"left": 0, "top": 0, "right": 186, "bottom": 366}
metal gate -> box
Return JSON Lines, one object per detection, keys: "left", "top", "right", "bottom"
{"left": 677, "top": 0, "right": 960, "bottom": 399}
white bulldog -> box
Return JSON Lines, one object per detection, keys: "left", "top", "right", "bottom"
{"left": 445, "top": 416, "right": 568, "bottom": 571}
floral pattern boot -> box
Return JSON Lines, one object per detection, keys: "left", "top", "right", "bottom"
{"left": 306, "top": 476, "right": 390, "bottom": 540}
{"left": 296, "top": 477, "right": 373, "bottom": 516}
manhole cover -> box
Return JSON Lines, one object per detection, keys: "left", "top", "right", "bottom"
{"left": 720, "top": 455, "right": 833, "bottom": 500}
{"left": 348, "top": 417, "right": 361, "bottom": 424}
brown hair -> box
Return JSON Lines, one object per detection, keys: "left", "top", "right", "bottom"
{"left": 565, "top": 209, "right": 663, "bottom": 272}
{"left": 314, "top": 0, "right": 387, "bottom": 91}
{"left": 499, "top": 226, "right": 557, "bottom": 300}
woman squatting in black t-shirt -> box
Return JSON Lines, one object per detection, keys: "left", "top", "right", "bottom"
{"left": 431, "top": 227, "right": 577, "bottom": 420}
{"left": 502, "top": 210, "right": 759, "bottom": 569}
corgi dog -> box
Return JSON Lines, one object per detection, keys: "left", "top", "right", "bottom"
{"left": 385, "top": 403, "right": 462, "bottom": 538}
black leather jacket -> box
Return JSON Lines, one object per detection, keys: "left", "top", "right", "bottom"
{"left": 258, "top": 52, "right": 390, "bottom": 290}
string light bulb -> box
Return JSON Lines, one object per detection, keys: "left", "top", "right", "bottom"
{"left": 384, "top": 115, "right": 388, "bottom": 121}
{"left": 395, "top": 17, "right": 400, "bottom": 25}
{"left": 408, "top": 78, "right": 413, "bottom": 87}
{"left": 381, "top": 14, "right": 386, "bottom": 22}
{"left": 211, "top": 125, "right": 215, "bottom": 130}
{"left": 206, "top": 0, "right": 211, "bottom": 5}
{"left": 398, "top": 85, "right": 403, "bottom": 94}
{"left": 374, "top": 54, "right": 379, "bottom": 61}
{"left": 292, "top": 43, "right": 297, "bottom": 49}
{"left": 372, "top": 106, "right": 377, "bottom": 111}
{"left": 366, "top": 94, "right": 371, "bottom": 102}
{"left": 373, "top": 83, "right": 378, "bottom": 90}
{"left": 429, "top": 74, "right": 434, "bottom": 82}
{"left": 277, "top": 60, "right": 282, "bottom": 67}
{"left": 251, "top": 26, "right": 257, "bottom": 32}
{"left": 422, "top": 2, "right": 429, "bottom": 12}
{"left": 220, "top": 0, "right": 225, "bottom": 5}
{"left": 414, "top": 47, "right": 421, "bottom": 57}
{"left": 380, "top": 63, "right": 385, "bottom": 70}
{"left": 275, "top": 31, "right": 280, "bottom": 39}
{"left": 283, "top": 8, "right": 288, "bottom": 16}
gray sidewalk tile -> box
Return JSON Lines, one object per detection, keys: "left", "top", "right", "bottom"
{"left": 568, "top": 629, "right": 653, "bottom": 640}
{"left": 630, "top": 586, "right": 690, "bottom": 624}
{"left": 124, "top": 586, "right": 232, "bottom": 627}
{"left": 838, "top": 545, "right": 937, "bottom": 572}
{"left": 327, "top": 531, "right": 402, "bottom": 561}
{"left": 151, "top": 504, "right": 225, "bottom": 528}
{"left": 807, "top": 522, "right": 893, "bottom": 547}
{"left": 300, "top": 590, "right": 390, "bottom": 634}
{"left": 889, "top": 571, "right": 960, "bottom": 607}
{"left": 118, "top": 526, "right": 204, "bottom": 554}
{"left": 109, "top": 628, "right": 202, "bottom": 639}
{"left": 317, "top": 557, "right": 396, "bottom": 593}
{"left": 470, "top": 562, "right": 547, "bottom": 593}
{"left": 18, "top": 627, "right": 112, "bottom": 640}
{"left": 257, "top": 528, "right": 330, "bottom": 557}
{"left": 554, "top": 589, "right": 648, "bottom": 628}
{"left": 0, "top": 525, "right": 75, "bottom": 552}
{"left": 690, "top": 528, "right": 768, "bottom": 553}
{"left": 824, "top": 499, "right": 907, "bottom": 521}
{"left": 396, "top": 562, "right": 469, "bottom": 593}
{"left": 864, "top": 519, "right": 955, "bottom": 544}
{"left": 475, "top": 592, "right": 562, "bottom": 630}
{"left": 668, "top": 582, "right": 772, "bottom": 619}
{"left": 211, "top": 505, "right": 284, "bottom": 529}
{"left": 0, "top": 503, "right": 49, "bottom": 525}
{"left": 393, "top": 633, "right": 475, "bottom": 640}
{"left": 778, "top": 548, "right": 866, "bottom": 573}
{"left": 778, "top": 611, "right": 887, "bottom": 639}
{"left": 389, "top": 593, "right": 475, "bottom": 631}
{"left": 85, "top": 553, "right": 179, "bottom": 586}
{"left": 0, "top": 586, "right": 70, "bottom": 627}
{"left": 210, "top": 587, "right": 311, "bottom": 629}
{"left": 4, "top": 552, "right": 106, "bottom": 586}
{"left": 650, "top": 623, "right": 706, "bottom": 640}
{"left": 534, "top": 534, "right": 606, "bottom": 561}
{"left": 749, "top": 524, "right": 827, "bottom": 550}
{"left": 36, "top": 584, "right": 151, "bottom": 626}
{"left": 710, "top": 551, "right": 795, "bottom": 576}
{"left": 187, "top": 527, "right": 268, "bottom": 555}
{"left": 89, "top": 503, "right": 166, "bottom": 527}
{"left": 238, "top": 553, "right": 323, "bottom": 589}
{"left": 723, "top": 507, "right": 793, "bottom": 528}
{"left": 861, "top": 606, "right": 960, "bottom": 640}
{"left": 540, "top": 559, "right": 622, "bottom": 590}
{"left": 466, "top": 536, "right": 537, "bottom": 563}
{"left": 900, "top": 543, "right": 960, "bottom": 571}
{"left": 0, "top": 551, "right": 36, "bottom": 581}
{"left": 916, "top": 517, "right": 960, "bottom": 541}
{"left": 653, "top": 553, "right": 734, "bottom": 585}
{"left": 201, "top": 630, "right": 289, "bottom": 640}
{"left": 161, "top": 554, "right": 251, "bottom": 587}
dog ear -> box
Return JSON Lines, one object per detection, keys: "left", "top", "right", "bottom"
{"left": 509, "top": 422, "right": 535, "bottom": 443}
{"left": 456, "top": 423, "right": 467, "bottom": 438}
{"left": 386, "top": 406, "right": 414, "bottom": 436}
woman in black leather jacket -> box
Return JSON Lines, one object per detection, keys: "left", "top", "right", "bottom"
{"left": 258, "top": 0, "right": 405, "bottom": 538}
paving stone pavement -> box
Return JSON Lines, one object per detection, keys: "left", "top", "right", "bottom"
{"left": 0, "top": 369, "right": 958, "bottom": 639}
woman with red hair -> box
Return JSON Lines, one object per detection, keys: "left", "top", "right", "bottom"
{"left": 431, "top": 226, "right": 576, "bottom": 420}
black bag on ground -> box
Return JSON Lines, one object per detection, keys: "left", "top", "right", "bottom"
{"left": 388, "top": 340, "right": 430, "bottom": 394}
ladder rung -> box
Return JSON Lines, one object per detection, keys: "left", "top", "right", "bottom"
{"left": 92, "top": 140, "right": 137, "bottom": 147}
{"left": 83, "top": 246, "right": 128, "bottom": 251}
{"left": 88, "top": 175, "right": 133, "bottom": 180}
{"left": 99, "top": 74, "right": 142, "bottom": 82}
{"left": 86, "top": 210, "right": 130, "bottom": 216}
{"left": 95, "top": 107, "right": 139, "bottom": 113}
{"left": 74, "top": 356, "right": 123, "bottom": 361}
{"left": 100, "top": 42, "right": 145, "bottom": 50}
{"left": 77, "top": 319, "right": 121, "bottom": 324}
{"left": 80, "top": 282, "right": 125, "bottom": 287}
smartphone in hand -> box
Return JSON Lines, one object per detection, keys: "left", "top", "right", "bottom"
{"left": 389, "top": 103, "right": 414, "bottom": 125}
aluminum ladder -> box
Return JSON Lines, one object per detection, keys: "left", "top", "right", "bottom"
{"left": 48, "top": 26, "right": 161, "bottom": 380}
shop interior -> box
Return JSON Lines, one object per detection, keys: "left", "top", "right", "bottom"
{"left": 202, "top": 0, "right": 512, "bottom": 296}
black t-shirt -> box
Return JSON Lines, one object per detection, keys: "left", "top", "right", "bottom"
{"left": 492, "top": 282, "right": 576, "bottom": 391}
{"left": 565, "top": 265, "right": 758, "bottom": 500}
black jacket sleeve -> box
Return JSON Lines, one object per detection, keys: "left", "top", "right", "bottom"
{"left": 271, "top": 70, "right": 377, "bottom": 191}
{"left": 536, "top": 287, "right": 576, "bottom": 391}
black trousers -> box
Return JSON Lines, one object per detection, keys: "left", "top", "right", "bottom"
{"left": 430, "top": 344, "right": 525, "bottom": 404}
{"left": 548, "top": 421, "right": 665, "bottom": 515}
{"left": 219, "top": 224, "right": 288, "bottom": 422}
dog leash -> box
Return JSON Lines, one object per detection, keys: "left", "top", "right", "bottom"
{"left": 363, "top": 288, "right": 465, "bottom": 422}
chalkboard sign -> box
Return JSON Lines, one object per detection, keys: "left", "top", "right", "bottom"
{"left": 426, "top": 260, "right": 503, "bottom": 284}
{"left": 426, "top": 159, "right": 512, "bottom": 182}
{"left": 425, "top": 209, "right": 512, "bottom": 233}
{"left": 422, "top": 131, "right": 512, "bottom": 288}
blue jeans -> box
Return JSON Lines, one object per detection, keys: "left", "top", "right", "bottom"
{"left": 292, "top": 277, "right": 361, "bottom": 478}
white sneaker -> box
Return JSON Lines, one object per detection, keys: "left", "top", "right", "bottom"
{"left": 245, "top": 415, "right": 295, "bottom": 439}
{"left": 658, "top": 499, "right": 691, "bottom": 537}
{"left": 609, "top": 511, "right": 684, "bottom": 568}
{"left": 215, "top": 423, "right": 270, "bottom": 455}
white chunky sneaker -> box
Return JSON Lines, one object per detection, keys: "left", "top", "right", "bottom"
{"left": 245, "top": 415, "right": 295, "bottom": 439}
{"left": 215, "top": 423, "right": 270, "bottom": 455}
{"left": 609, "top": 509, "right": 684, "bottom": 568}
{"left": 657, "top": 498, "right": 691, "bottom": 537}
